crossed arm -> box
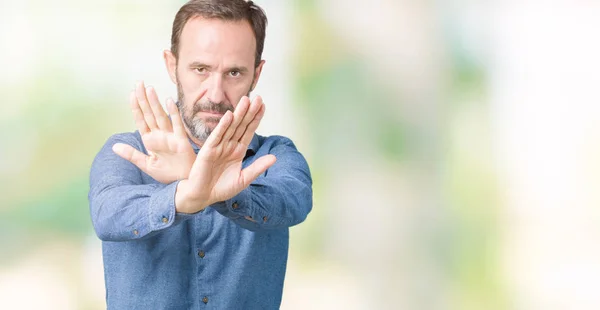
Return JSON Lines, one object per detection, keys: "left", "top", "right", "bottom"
{"left": 88, "top": 82, "right": 312, "bottom": 241}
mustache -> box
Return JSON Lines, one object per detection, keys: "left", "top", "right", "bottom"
{"left": 191, "top": 101, "right": 234, "bottom": 115}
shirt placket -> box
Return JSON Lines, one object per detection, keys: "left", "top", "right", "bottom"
{"left": 195, "top": 211, "right": 213, "bottom": 308}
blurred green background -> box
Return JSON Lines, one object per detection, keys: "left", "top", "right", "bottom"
{"left": 1, "top": 1, "right": 600, "bottom": 309}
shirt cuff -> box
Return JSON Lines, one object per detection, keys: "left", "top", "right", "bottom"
{"left": 211, "top": 187, "right": 254, "bottom": 219}
{"left": 147, "top": 181, "right": 195, "bottom": 230}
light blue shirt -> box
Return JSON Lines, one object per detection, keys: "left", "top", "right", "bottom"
{"left": 88, "top": 131, "right": 312, "bottom": 309}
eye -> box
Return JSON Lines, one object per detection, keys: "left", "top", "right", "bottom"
{"left": 229, "top": 70, "right": 241, "bottom": 77}
{"left": 194, "top": 67, "right": 207, "bottom": 74}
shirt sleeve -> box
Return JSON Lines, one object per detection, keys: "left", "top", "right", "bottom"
{"left": 211, "top": 136, "right": 313, "bottom": 231}
{"left": 88, "top": 133, "right": 195, "bottom": 242}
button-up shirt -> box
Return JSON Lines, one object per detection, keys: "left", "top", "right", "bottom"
{"left": 88, "top": 131, "right": 313, "bottom": 309}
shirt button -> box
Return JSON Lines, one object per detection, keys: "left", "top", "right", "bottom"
{"left": 202, "top": 296, "right": 209, "bottom": 304}
{"left": 263, "top": 216, "right": 268, "bottom": 223}
{"left": 162, "top": 217, "right": 168, "bottom": 223}
{"left": 133, "top": 229, "right": 139, "bottom": 236}
{"left": 198, "top": 250, "right": 205, "bottom": 258}
{"left": 232, "top": 202, "right": 239, "bottom": 209}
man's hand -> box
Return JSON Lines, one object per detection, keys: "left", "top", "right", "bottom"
{"left": 112, "top": 81, "right": 196, "bottom": 183}
{"left": 175, "top": 96, "right": 276, "bottom": 214}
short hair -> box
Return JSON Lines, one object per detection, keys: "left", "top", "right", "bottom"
{"left": 170, "top": 0, "right": 268, "bottom": 67}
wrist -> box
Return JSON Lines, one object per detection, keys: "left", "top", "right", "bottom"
{"left": 175, "top": 180, "right": 208, "bottom": 214}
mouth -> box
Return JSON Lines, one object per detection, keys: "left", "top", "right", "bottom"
{"left": 198, "top": 111, "right": 225, "bottom": 117}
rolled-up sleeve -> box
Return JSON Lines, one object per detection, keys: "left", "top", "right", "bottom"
{"left": 88, "top": 133, "right": 194, "bottom": 241}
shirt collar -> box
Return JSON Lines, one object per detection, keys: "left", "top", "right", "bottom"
{"left": 189, "top": 134, "right": 260, "bottom": 156}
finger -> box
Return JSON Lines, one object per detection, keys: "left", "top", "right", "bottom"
{"left": 167, "top": 98, "right": 186, "bottom": 137}
{"left": 221, "top": 96, "right": 250, "bottom": 143}
{"left": 239, "top": 102, "right": 265, "bottom": 147}
{"left": 232, "top": 96, "right": 262, "bottom": 142}
{"left": 204, "top": 110, "right": 233, "bottom": 148}
{"left": 112, "top": 143, "right": 150, "bottom": 172}
{"left": 130, "top": 90, "right": 150, "bottom": 135}
{"left": 136, "top": 81, "right": 158, "bottom": 130}
{"left": 146, "top": 86, "right": 171, "bottom": 131}
{"left": 241, "top": 154, "right": 276, "bottom": 187}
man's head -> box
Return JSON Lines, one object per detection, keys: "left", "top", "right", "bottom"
{"left": 164, "top": 0, "right": 267, "bottom": 143}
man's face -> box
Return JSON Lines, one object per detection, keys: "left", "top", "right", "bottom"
{"left": 165, "top": 17, "right": 264, "bottom": 143}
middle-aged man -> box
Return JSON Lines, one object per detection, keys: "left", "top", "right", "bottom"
{"left": 88, "top": 0, "right": 313, "bottom": 309}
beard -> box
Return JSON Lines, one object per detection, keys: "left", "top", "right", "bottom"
{"left": 175, "top": 80, "right": 235, "bottom": 142}
{"left": 174, "top": 74, "right": 256, "bottom": 142}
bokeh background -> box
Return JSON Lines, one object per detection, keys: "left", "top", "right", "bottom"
{"left": 1, "top": 0, "right": 600, "bottom": 309}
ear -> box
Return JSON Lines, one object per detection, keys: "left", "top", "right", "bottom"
{"left": 250, "top": 60, "right": 265, "bottom": 92}
{"left": 163, "top": 50, "right": 178, "bottom": 84}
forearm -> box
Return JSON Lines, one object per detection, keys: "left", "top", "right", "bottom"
{"left": 89, "top": 181, "right": 193, "bottom": 241}
{"left": 212, "top": 175, "right": 312, "bottom": 231}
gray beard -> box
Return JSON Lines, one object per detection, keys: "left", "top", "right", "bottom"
{"left": 175, "top": 82, "right": 231, "bottom": 142}
{"left": 186, "top": 115, "right": 214, "bottom": 142}
{"left": 174, "top": 75, "right": 254, "bottom": 142}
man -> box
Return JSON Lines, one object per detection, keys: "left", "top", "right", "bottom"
{"left": 88, "top": 1, "right": 313, "bottom": 309}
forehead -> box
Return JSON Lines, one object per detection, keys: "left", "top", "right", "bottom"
{"left": 178, "top": 16, "right": 256, "bottom": 65}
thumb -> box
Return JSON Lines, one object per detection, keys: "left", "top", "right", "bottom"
{"left": 112, "top": 143, "right": 149, "bottom": 171}
{"left": 241, "top": 154, "right": 276, "bottom": 187}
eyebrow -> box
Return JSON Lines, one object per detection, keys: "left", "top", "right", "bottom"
{"left": 189, "top": 61, "right": 212, "bottom": 69}
{"left": 189, "top": 61, "right": 250, "bottom": 73}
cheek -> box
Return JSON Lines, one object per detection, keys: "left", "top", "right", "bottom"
{"left": 225, "top": 81, "right": 253, "bottom": 107}
{"left": 178, "top": 71, "right": 206, "bottom": 102}
{"left": 178, "top": 71, "right": 200, "bottom": 92}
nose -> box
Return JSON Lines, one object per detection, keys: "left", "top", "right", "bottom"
{"left": 206, "top": 74, "right": 225, "bottom": 104}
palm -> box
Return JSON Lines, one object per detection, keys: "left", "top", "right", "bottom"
{"left": 202, "top": 141, "right": 248, "bottom": 202}
{"left": 181, "top": 96, "right": 276, "bottom": 210}
{"left": 139, "top": 129, "right": 195, "bottom": 183}
{"left": 113, "top": 82, "right": 196, "bottom": 184}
